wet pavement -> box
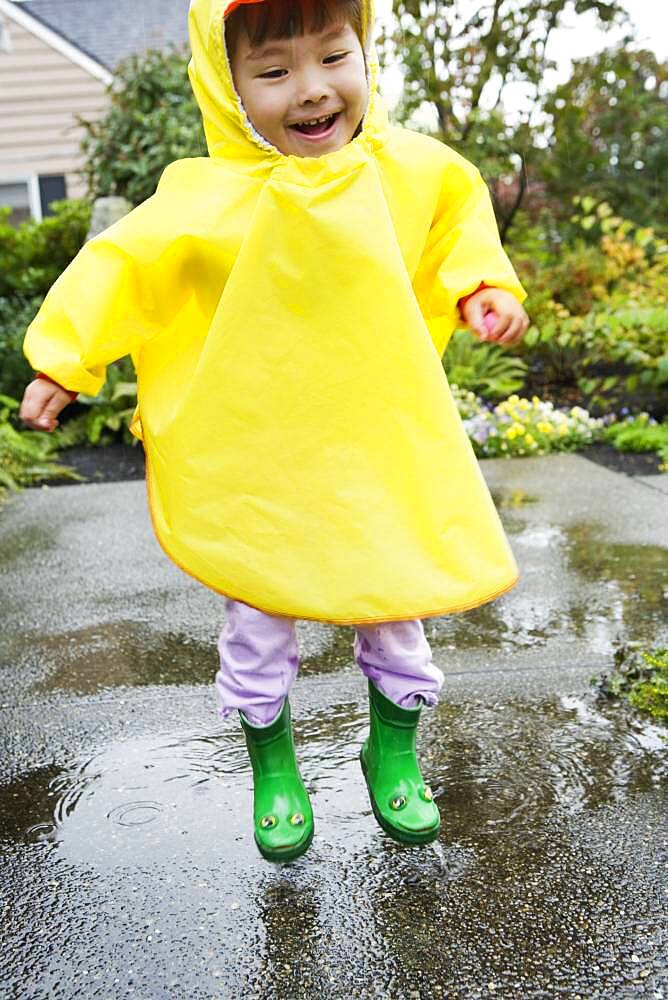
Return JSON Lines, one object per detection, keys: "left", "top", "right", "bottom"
{"left": 1, "top": 455, "right": 667, "bottom": 1000}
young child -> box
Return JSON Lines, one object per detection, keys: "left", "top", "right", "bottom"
{"left": 20, "top": 0, "right": 528, "bottom": 862}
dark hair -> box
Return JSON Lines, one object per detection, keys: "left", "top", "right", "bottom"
{"left": 225, "top": 0, "right": 365, "bottom": 58}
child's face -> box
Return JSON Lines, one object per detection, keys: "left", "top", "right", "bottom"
{"left": 230, "top": 21, "right": 368, "bottom": 157}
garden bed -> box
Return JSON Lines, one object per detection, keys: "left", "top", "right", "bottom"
{"left": 36, "top": 439, "right": 664, "bottom": 489}
{"left": 51, "top": 443, "right": 145, "bottom": 485}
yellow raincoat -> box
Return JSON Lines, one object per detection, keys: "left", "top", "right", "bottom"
{"left": 24, "top": 0, "right": 526, "bottom": 623}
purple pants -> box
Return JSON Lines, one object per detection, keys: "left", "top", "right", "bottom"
{"left": 216, "top": 598, "right": 444, "bottom": 726}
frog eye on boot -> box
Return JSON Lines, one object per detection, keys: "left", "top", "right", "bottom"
{"left": 420, "top": 786, "right": 434, "bottom": 802}
{"left": 289, "top": 813, "right": 305, "bottom": 826}
{"left": 260, "top": 815, "right": 277, "bottom": 829}
{"left": 390, "top": 795, "right": 407, "bottom": 811}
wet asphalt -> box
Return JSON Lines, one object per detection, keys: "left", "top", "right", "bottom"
{"left": 1, "top": 454, "right": 667, "bottom": 1000}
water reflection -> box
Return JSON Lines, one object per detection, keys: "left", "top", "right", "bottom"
{"left": 1, "top": 692, "right": 665, "bottom": 998}
{"left": 20, "top": 622, "right": 217, "bottom": 694}
{"left": 2, "top": 695, "right": 664, "bottom": 857}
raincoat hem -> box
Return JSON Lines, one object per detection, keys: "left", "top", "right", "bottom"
{"left": 144, "top": 452, "right": 519, "bottom": 625}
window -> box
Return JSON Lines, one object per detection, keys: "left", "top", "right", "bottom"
{"left": 0, "top": 174, "right": 67, "bottom": 225}
{"left": 0, "top": 180, "right": 34, "bottom": 225}
{"left": 39, "top": 174, "right": 67, "bottom": 217}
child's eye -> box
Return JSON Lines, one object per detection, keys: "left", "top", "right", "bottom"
{"left": 323, "top": 52, "right": 348, "bottom": 64}
{"left": 258, "top": 68, "right": 287, "bottom": 79}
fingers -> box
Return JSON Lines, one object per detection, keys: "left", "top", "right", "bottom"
{"left": 497, "top": 313, "right": 530, "bottom": 347}
{"left": 19, "top": 380, "right": 70, "bottom": 432}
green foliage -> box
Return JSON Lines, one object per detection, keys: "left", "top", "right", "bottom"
{"left": 80, "top": 48, "right": 208, "bottom": 206}
{"left": 444, "top": 329, "right": 528, "bottom": 399}
{"left": 0, "top": 199, "right": 91, "bottom": 399}
{"left": 513, "top": 200, "right": 668, "bottom": 412}
{"left": 0, "top": 200, "right": 90, "bottom": 298}
{"left": 594, "top": 646, "right": 668, "bottom": 722}
{"left": 52, "top": 359, "right": 139, "bottom": 448}
{"left": 0, "top": 395, "right": 79, "bottom": 505}
{"left": 541, "top": 45, "right": 668, "bottom": 231}
{"left": 0, "top": 294, "right": 44, "bottom": 399}
{"left": 379, "top": 0, "right": 626, "bottom": 235}
{"left": 604, "top": 414, "right": 668, "bottom": 469}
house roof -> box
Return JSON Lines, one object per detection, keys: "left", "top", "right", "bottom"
{"left": 12, "top": 0, "right": 190, "bottom": 70}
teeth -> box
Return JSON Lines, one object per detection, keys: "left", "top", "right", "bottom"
{"left": 294, "top": 113, "right": 336, "bottom": 126}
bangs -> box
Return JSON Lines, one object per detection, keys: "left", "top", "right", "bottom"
{"left": 225, "top": 0, "right": 364, "bottom": 55}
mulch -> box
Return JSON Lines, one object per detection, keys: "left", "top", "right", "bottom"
{"left": 54, "top": 443, "right": 146, "bottom": 485}
{"left": 42, "top": 440, "right": 664, "bottom": 489}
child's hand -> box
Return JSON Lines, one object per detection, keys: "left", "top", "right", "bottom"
{"left": 19, "top": 378, "right": 73, "bottom": 432}
{"left": 461, "top": 287, "right": 529, "bottom": 346}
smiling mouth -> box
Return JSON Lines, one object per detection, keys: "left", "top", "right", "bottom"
{"left": 289, "top": 112, "right": 340, "bottom": 136}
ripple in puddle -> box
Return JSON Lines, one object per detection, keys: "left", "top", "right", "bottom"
{"left": 1, "top": 695, "right": 664, "bottom": 868}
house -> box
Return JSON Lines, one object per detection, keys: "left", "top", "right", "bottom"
{"left": 0, "top": 0, "right": 189, "bottom": 224}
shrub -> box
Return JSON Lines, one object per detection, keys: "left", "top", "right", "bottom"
{"left": 80, "top": 48, "right": 207, "bottom": 206}
{"left": 594, "top": 646, "right": 668, "bottom": 722}
{"left": 514, "top": 201, "right": 668, "bottom": 413}
{"left": 0, "top": 200, "right": 91, "bottom": 399}
{"left": 0, "top": 295, "right": 44, "bottom": 398}
{"left": 604, "top": 413, "right": 668, "bottom": 470}
{"left": 443, "top": 329, "right": 528, "bottom": 399}
{"left": 0, "top": 200, "right": 91, "bottom": 297}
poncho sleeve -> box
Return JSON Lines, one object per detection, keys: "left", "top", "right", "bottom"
{"left": 23, "top": 162, "right": 199, "bottom": 397}
{"left": 413, "top": 152, "right": 526, "bottom": 357}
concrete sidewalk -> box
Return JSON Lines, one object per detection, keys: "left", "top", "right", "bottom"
{"left": 1, "top": 455, "right": 667, "bottom": 1000}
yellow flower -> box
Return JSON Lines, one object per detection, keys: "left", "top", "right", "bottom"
{"left": 512, "top": 422, "right": 525, "bottom": 436}
{"left": 525, "top": 434, "right": 536, "bottom": 446}
{"left": 559, "top": 424, "right": 568, "bottom": 436}
{"left": 532, "top": 396, "right": 541, "bottom": 407}
{"left": 518, "top": 399, "right": 531, "bottom": 411}
{"left": 508, "top": 394, "right": 520, "bottom": 405}
{"left": 537, "top": 421, "right": 554, "bottom": 435}
{"left": 504, "top": 427, "right": 517, "bottom": 440}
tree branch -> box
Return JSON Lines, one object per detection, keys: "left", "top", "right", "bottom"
{"left": 499, "top": 154, "right": 528, "bottom": 243}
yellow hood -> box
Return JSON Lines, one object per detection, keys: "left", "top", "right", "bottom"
{"left": 187, "top": 0, "right": 384, "bottom": 165}
{"left": 24, "top": 0, "right": 526, "bottom": 623}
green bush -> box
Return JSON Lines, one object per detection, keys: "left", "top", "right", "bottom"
{"left": 0, "top": 200, "right": 91, "bottom": 399}
{"left": 80, "top": 48, "right": 207, "bottom": 206}
{"left": 443, "top": 329, "right": 528, "bottom": 399}
{"left": 604, "top": 414, "right": 668, "bottom": 469}
{"left": 0, "top": 200, "right": 90, "bottom": 297}
{"left": 594, "top": 646, "right": 668, "bottom": 722}
{"left": 513, "top": 200, "right": 668, "bottom": 413}
{"left": 0, "top": 294, "right": 44, "bottom": 398}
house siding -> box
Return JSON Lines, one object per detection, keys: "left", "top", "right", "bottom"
{"left": 0, "top": 12, "right": 109, "bottom": 201}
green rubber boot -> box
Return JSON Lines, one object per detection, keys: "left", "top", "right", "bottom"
{"left": 360, "top": 680, "right": 441, "bottom": 845}
{"left": 239, "top": 700, "right": 314, "bottom": 863}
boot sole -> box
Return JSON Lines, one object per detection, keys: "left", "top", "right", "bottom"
{"left": 254, "top": 823, "right": 314, "bottom": 863}
{"left": 360, "top": 748, "right": 440, "bottom": 846}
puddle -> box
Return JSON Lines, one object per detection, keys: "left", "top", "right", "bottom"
{"left": 1, "top": 694, "right": 666, "bottom": 998}
{"left": 2, "top": 695, "right": 664, "bottom": 856}
{"left": 565, "top": 523, "right": 668, "bottom": 639}
{"left": 429, "top": 520, "right": 668, "bottom": 654}
{"left": 16, "top": 621, "right": 218, "bottom": 694}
